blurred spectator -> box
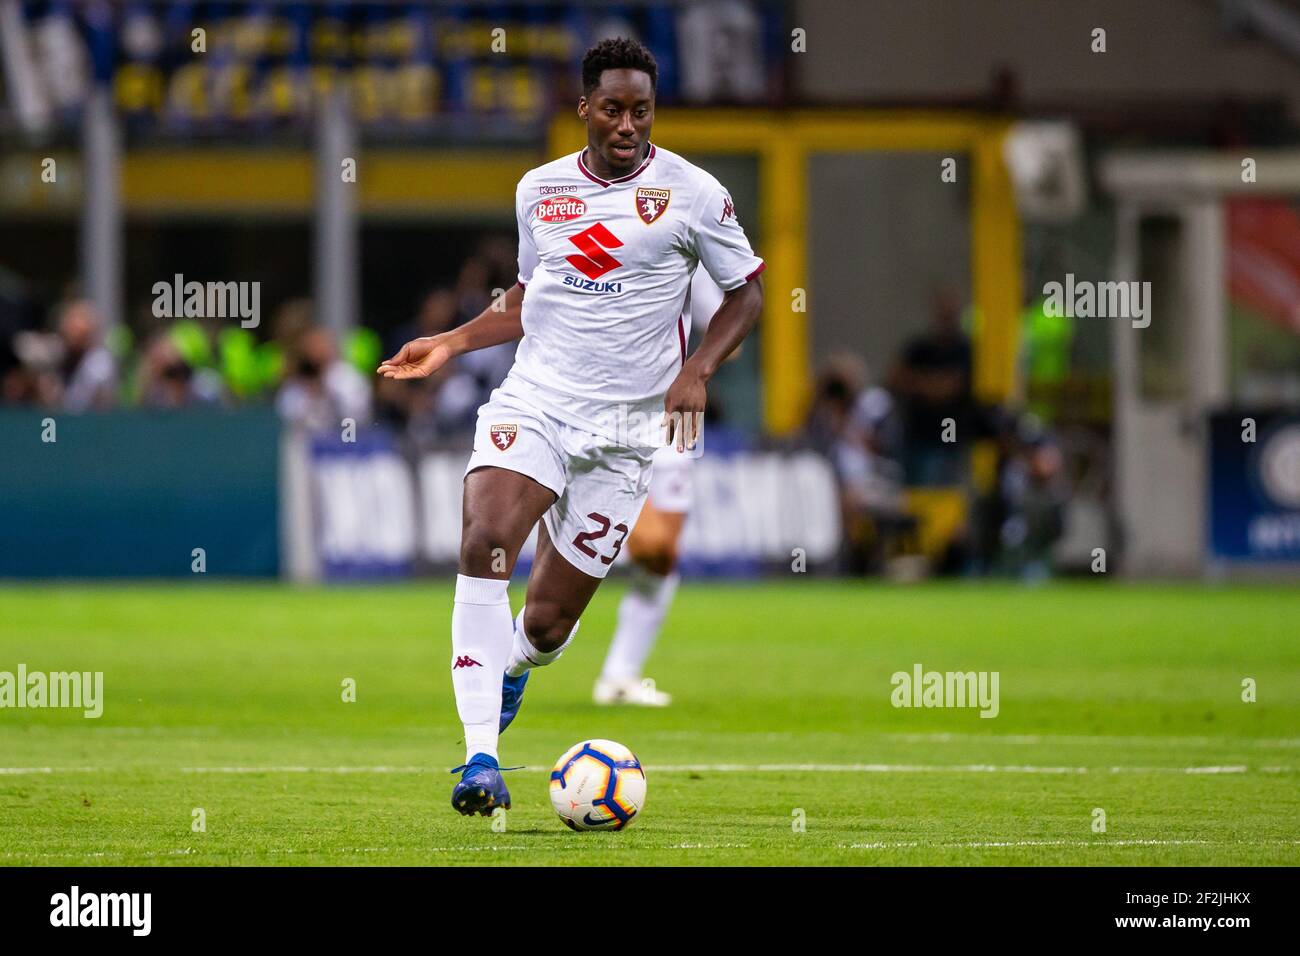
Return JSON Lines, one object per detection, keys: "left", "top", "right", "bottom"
{"left": 137, "top": 331, "right": 224, "bottom": 408}
{"left": 385, "top": 287, "right": 458, "bottom": 356}
{"left": 678, "top": 0, "right": 766, "bottom": 103}
{"left": 1, "top": 359, "right": 48, "bottom": 405}
{"left": 405, "top": 260, "right": 518, "bottom": 439}
{"left": 454, "top": 256, "right": 493, "bottom": 322}
{"left": 998, "top": 416, "right": 1068, "bottom": 580}
{"left": 0, "top": 267, "right": 32, "bottom": 385}
{"left": 275, "top": 324, "right": 371, "bottom": 431}
{"left": 54, "top": 298, "right": 117, "bottom": 412}
{"left": 377, "top": 288, "right": 459, "bottom": 436}
{"left": 805, "top": 353, "right": 909, "bottom": 572}
{"left": 477, "top": 234, "right": 520, "bottom": 293}
{"left": 889, "top": 292, "right": 973, "bottom": 485}
{"left": 969, "top": 412, "right": 1068, "bottom": 580}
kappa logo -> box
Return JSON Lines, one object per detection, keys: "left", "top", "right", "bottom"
{"left": 635, "top": 187, "right": 670, "bottom": 225}
{"left": 490, "top": 423, "right": 517, "bottom": 451}
{"left": 718, "top": 195, "right": 736, "bottom": 224}
{"left": 535, "top": 195, "right": 587, "bottom": 223}
{"left": 453, "top": 656, "right": 482, "bottom": 669}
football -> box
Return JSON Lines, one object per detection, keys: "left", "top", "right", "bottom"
{"left": 549, "top": 739, "right": 647, "bottom": 831}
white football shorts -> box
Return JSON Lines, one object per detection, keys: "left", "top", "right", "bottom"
{"left": 647, "top": 444, "right": 695, "bottom": 514}
{"left": 465, "top": 383, "right": 655, "bottom": 579}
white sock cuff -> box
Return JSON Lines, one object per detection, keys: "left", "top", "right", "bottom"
{"left": 515, "top": 607, "right": 579, "bottom": 666}
{"left": 630, "top": 568, "right": 679, "bottom": 600}
{"left": 455, "top": 574, "right": 509, "bottom": 605}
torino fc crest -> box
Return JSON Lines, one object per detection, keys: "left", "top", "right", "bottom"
{"left": 635, "top": 187, "right": 670, "bottom": 225}
{"left": 490, "top": 424, "right": 518, "bottom": 451}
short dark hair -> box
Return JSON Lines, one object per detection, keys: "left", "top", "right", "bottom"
{"left": 581, "top": 37, "right": 658, "bottom": 97}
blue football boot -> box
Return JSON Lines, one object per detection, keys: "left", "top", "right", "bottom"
{"left": 451, "top": 753, "right": 511, "bottom": 816}
{"left": 499, "top": 670, "right": 529, "bottom": 733}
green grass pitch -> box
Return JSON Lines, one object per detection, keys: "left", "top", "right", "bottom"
{"left": 0, "top": 580, "right": 1297, "bottom": 866}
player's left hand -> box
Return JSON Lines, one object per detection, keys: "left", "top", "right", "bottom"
{"left": 662, "top": 370, "right": 706, "bottom": 452}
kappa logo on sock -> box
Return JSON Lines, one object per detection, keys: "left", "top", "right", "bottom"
{"left": 453, "top": 656, "right": 483, "bottom": 669}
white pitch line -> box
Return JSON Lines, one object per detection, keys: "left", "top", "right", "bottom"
{"left": 842, "top": 839, "right": 1300, "bottom": 850}
{"left": 650, "top": 763, "right": 1090, "bottom": 773}
{"left": 6, "top": 840, "right": 1297, "bottom": 863}
{"left": 22, "top": 727, "right": 1299, "bottom": 747}
{"left": 0, "top": 843, "right": 763, "bottom": 861}
{"left": 884, "top": 732, "right": 1300, "bottom": 748}
{"left": 176, "top": 764, "right": 431, "bottom": 775}
{"left": 0, "top": 763, "right": 1287, "bottom": 775}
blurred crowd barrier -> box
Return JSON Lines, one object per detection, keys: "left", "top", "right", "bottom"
{"left": 0, "top": 408, "right": 840, "bottom": 581}
{"left": 0, "top": 408, "right": 280, "bottom": 577}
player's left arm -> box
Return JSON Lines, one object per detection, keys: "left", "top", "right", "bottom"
{"left": 664, "top": 178, "right": 766, "bottom": 452}
{"left": 663, "top": 274, "right": 763, "bottom": 451}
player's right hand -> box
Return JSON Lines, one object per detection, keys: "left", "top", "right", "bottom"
{"left": 377, "top": 335, "right": 454, "bottom": 379}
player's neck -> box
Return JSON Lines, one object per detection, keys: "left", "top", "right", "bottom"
{"left": 582, "top": 142, "right": 649, "bottom": 182}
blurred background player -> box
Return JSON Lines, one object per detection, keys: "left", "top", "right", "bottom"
{"left": 593, "top": 267, "right": 725, "bottom": 707}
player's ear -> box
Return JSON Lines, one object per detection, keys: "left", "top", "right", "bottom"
{"left": 577, "top": 96, "right": 588, "bottom": 121}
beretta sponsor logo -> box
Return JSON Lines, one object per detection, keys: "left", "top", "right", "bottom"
{"left": 535, "top": 195, "right": 587, "bottom": 223}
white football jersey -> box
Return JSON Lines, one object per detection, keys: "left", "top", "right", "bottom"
{"left": 504, "top": 143, "right": 763, "bottom": 450}
{"left": 686, "top": 264, "right": 726, "bottom": 340}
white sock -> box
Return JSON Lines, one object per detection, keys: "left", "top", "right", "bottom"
{"left": 600, "top": 568, "right": 679, "bottom": 682}
{"left": 505, "top": 606, "right": 579, "bottom": 677}
{"left": 451, "top": 574, "right": 513, "bottom": 763}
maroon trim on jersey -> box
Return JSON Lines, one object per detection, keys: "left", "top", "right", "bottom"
{"left": 577, "top": 144, "right": 657, "bottom": 187}
{"left": 677, "top": 313, "right": 686, "bottom": 365}
{"left": 516, "top": 279, "right": 526, "bottom": 290}
{"left": 744, "top": 261, "right": 766, "bottom": 283}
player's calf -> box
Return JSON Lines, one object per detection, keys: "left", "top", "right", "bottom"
{"left": 521, "top": 600, "right": 581, "bottom": 653}
{"left": 632, "top": 539, "right": 678, "bottom": 577}
{"left": 626, "top": 504, "right": 683, "bottom": 576}
{"left": 499, "top": 608, "right": 580, "bottom": 734}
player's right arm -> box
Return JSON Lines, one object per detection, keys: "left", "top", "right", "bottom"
{"left": 377, "top": 284, "right": 524, "bottom": 380}
{"left": 379, "top": 178, "right": 538, "bottom": 381}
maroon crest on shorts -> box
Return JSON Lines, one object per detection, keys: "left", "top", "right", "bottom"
{"left": 490, "top": 423, "right": 517, "bottom": 451}
{"left": 635, "top": 187, "right": 670, "bottom": 225}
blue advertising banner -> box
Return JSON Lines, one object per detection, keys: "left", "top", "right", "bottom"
{"left": 1208, "top": 409, "right": 1300, "bottom": 562}
{"left": 0, "top": 409, "right": 280, "bottom": 578}
{"left": 307, "top": 427, "right": 415, "bottom": 580}
{"left": 292, "top": 428, "right": 842, "bottom": 582}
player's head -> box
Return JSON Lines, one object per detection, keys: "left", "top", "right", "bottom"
{"left": 578, "top": 37, "right": 657, "bottom": 175}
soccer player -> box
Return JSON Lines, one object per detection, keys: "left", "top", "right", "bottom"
{"left": 378, "top": 37, "right": 764, "bottom": 816}
{"left": 591, "top": 268, "right": 725, "bottom": 708}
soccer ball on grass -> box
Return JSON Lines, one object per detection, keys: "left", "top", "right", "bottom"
{"left": 549, "top": 739, "right": 646, "bottom": 831}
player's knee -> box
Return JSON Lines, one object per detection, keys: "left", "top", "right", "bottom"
{"left": 522, "top": 602, "right": 576, "bottom": 654}
{"left": 639, "top": 541, "right": 678, "bottom": 576}
{"left": 459, "top": 516, "right": 510, "bottom": 576}
{"left": 631, "top": 530, "right": 677, "bottom": 575}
